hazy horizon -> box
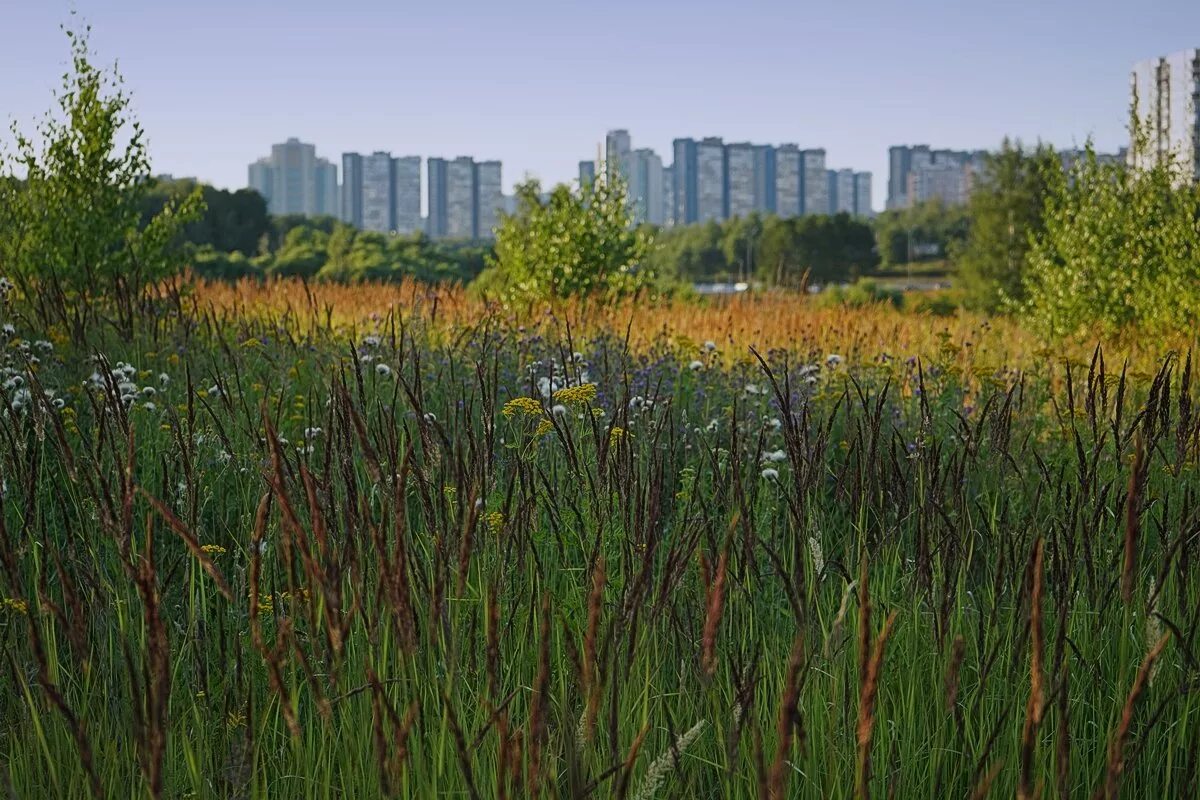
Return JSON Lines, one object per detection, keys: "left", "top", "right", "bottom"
{"left": 3, "top": 0, "right": 1198, "bottom": 211}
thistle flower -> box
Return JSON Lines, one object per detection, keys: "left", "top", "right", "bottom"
{"left": 761, "top": 467, "right": 779, "bottom": 481}
{"left": 375, "top": 363, "right": 392, "bottom": 377}
{"left": 688, "top": 360, "right": 704, "bottom": 371}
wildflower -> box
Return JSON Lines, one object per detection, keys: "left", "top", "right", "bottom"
{"left": 423, "top": 412, "right": 437, "bottom": 424}
{"left": 743, "top": 383, "right": 762, "bottom": 395}
{"left": 552, "top": 383, "right": 597, "bottom": 405}
{"left": 304, "top": 427, "right": 322, "bottom": 440}
{"left": 551, "top": 404, "right": 568, "bottom": 417}
{"left": 375, "top": 363, "right": 392, "bottom": 377}
{"left": 2, "top": 597, "right": 28, "bottom": 614}
{"left": 200, "top": 544, "right": 227, "bottom": 555}
{"left": 608, "top": 426, "right": 626, "bottom": 446}
{"left": 826, "top": 353, "right": 844, "bottom": 368}
{"left": 766, "top": 417, "right": 782, "bottom": 431}
{"left": 535, "top": 418, "right": 554, "bottom": 436}
{"left": 362, "top": 335, "right": 381, "bottom": 347}
{"left": 688, "top": 360, "right": 704, "bottom": 371}
{"left": 703, "top": 340, "right": 717, "bottom": 352}
{"left": 502, "top": 397, "right": 543, "bottom": 418}
{"left": 762, "top": 449, "right": 787, "bottom": 463}
{"left": 0, "top": 324, "right": 13, "bottom": 336}
{"left": 486, "top": 511, "right": 505, "bottom": 534}
{"left": 760, "top": 467, "right": 779, "bottom": 481}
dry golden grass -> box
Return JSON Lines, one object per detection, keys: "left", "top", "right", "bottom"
{"left": 181, "top": 276, "right": 1191, "bottom": 377}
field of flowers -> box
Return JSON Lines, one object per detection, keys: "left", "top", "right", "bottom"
{"left": 2, "top": 277, "right": 1199, "bottom": 798}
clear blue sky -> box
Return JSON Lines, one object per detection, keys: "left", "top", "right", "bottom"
{"left": 2, "top": 0, "right": 1198, "bottom": 210}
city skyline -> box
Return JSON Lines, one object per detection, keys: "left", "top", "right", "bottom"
{"left": 5, "top": 1, "right": 1198, "bottom": 212}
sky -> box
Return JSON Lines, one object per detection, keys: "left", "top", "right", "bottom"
{"left": 2, "top": 0, "right": 1198, "bottom": 211}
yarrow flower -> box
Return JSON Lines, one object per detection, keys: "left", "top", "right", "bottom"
{"left": 200, "top": 544, "right": 227, "bottom": 555}
{"left": 502, "top": 397, "right": 544, "bottom": 418}
{"left": 552, "top": 383, "right": 597, "bottom": 405}
{"left": 485, "top": 511, "right": 505, "bottom": 534}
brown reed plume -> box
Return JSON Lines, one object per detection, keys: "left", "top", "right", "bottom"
{"left": 583, "top": 557, "right": 605, "bottom": 743}
{"left": 701, "top": 546, "right": 729, "bottom": 678}
{"left": 1094, "top": 632, "right": 1170, "bottom": 800}
{"left": 1122, "top": 433, "right": 1145, "bottom": 605}
{"left": 528, "top": 593, "right": 551, "bottom": 797}
{"left": 767, "top": 632, "right": 807, "bottom": 799}
{"left": 856, "top": 611, "right": 898, "bottom": 800}
{"left": 1019, "top": 537, "right": 1045, "bottom": 800}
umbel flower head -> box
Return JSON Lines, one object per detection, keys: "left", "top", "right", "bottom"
{"left": 552, "top": 383, "right": 597, "bottom": 405}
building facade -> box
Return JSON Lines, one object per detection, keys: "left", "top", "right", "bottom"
{"left": 888, "top": 145, "right": 988, "bottom": 207}
{"left": 394, "top": 156, "right": 422, "bottom": 235}
{"left": 1131, "top": 49, "right": 1200, "bottom": 181}
{"left": 474, "top": 160, "right": 504, "bottom": 238}
{"left": 724, "top": 142, "right": 757, "bottom": 219}
{"left": 853, "top": 172, "right": 872, "bottom": 217}
{"left": 696, "top": 137, "right": 726, "bottom": 222}
{"left": 800, "top": 149, "right": 828, "bottom": 215}
{"left": 774, "top": 145, "right": 802, "bottom": 217}
{"left": 247, "top": 137, "right": 339, "bottom": 217}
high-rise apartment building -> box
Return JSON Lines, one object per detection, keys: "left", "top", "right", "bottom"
{"left": 340, "top": 153, "right": 364, "bottom": 228}
{"left": 602, "top": 131, "right": 665, "bottom": 225}
{"left": 446, "top": 157, "right": 476, "bottom": 239}
{"left": 1131, "top": 49, "right": 1200, "bottom": 181}
{"left": 800, "top": 149, "right": 828, "bottom": 215}
{"left": 724, "top": 142, "right": 757, "bottom": 219}
{"left": 853, "top": 172, "right": 872, "bottom": 217}
{"left": 672, "top": 138, "right": 699, "bottom": 225}
{"left": 362, "top": 152, "right": 395, "bottom": 234}
{"left": 474, "top": 160, "right": 504, "bottom": 238}
{"left": 829, "top": 168, "right": 855, "bottom": 215}
{"left": 247, "top": 138, "right": 339, "bottom": 217}
{"left": 696, "top": 137, "right": 726, "bottom": 222}
{"left": 579, "top": 160, "right": 596, "bottom": 186}
{"left": 339, "top": 152, "right": 422, "bottom": 234}
{"left": 753, "top": 145, "right": 776, "bottom": 214}
{"left": 888, "top": 145, "right": 988, "bottom": 207}
{"left": 394, "top": 156, "right": 422, "bottom": 235}
{"left": 774, "top": 145, "right": 802, "bottom": 217}
{"left": 662, "top": 165, "right": 675, "bottom": 226}
{"left": 426, "top": 156, "right": 504, "bottom": 239}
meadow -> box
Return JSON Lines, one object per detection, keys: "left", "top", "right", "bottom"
{"left": 2, "top": 277, "right": 1199, "bottom": 799}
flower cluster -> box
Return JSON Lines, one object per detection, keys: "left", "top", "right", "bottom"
{"left": 1, "top": 597, "right": 28, "bottom": 615}
{"left": 502, "top": 396, "right": 544, "bottom": 418}
{"left": 552, "top": 383, "right": 597, "bottom": 405}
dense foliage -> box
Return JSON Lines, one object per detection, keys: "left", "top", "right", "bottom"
{"left": 477, "top": 177, "right": 656, "bottom": 301}
{"left": 646, "top": 212, "right": 878, "bottom": 287}
{"left": 0, "top": 26, "right": 201, "bottom": 339}
{"left": 953, "top": 140, "right": 1060, "bottom": 310}
{"left": 872, "top": 199, "right": 969, "bottom": 271}
{"left": 1021, "top": 137, "right": 1200, "bottom": 336}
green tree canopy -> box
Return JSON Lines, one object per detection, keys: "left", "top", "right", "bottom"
{"left": 476, "top": 176, "right": 655, "bottom": 302}
{"left": 0, "top": 24, "right": 202, "bottom": 339}
{"left": 954, "top": 139, "right": 1060, "bottom": 311}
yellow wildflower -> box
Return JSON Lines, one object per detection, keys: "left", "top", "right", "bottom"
{"left": 200, "top": 544, "right": 226, "bottom": 555}
{"left": 486, "top": 511, "right": 505, "bottom": 534}
{"left": 553, "top": 383, "right": 597, "bottom": 405}
{"left": 609, "top": 426, "right": 626, "bottom": 446}
{"left": 502, "top": 396, "right": 543, "bottom": 418}
{"left": 535, "top": 418, "right": 554, "bottom": 436}
{"left": 2, "top": 598, "right": 28, "bottom": 614}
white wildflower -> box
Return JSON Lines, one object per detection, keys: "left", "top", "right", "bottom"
{"left": 375, "top": 363, "right": 392, "bottom": 377}
{"left": 688, "top": 360, "right": 703, "bottom": 371}
{"left": 760, "top": 467, "right": 779, "bottom": 481}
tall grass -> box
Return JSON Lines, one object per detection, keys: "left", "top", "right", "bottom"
{"left": 1, "top": 278, "right": 1198, "bottom": 798}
